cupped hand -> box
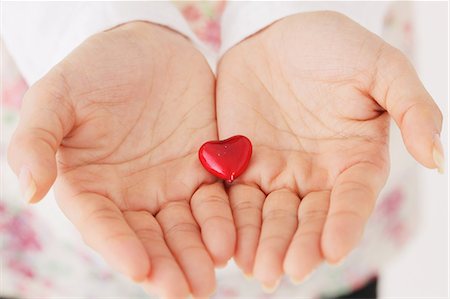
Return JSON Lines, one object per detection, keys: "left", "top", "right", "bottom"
{"left": 8, "top": 22, "right": 235, "bottom": 298}
{"left": 216, "top": 11, "right": 443, "bottom": 288}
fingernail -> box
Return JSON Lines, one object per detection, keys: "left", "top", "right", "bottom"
{"left": 200, "top": 286, "right": 216, "bottom": 299}
{"left": 243, "top": 272, "right": 253, "bottom": 281}
{"left": 289, "top": 264, "right": 320, "bottom": 285}
{"left": 206, "top": 287, "right": 216, "bottom": 299}
{"left": 289, "top": 272, "right": 312, "bottom": 285}
{"left": 132, "top": 275, "right": 146, "bottom": 283}
{"left": 289, "top": 276, "right": 302, "bottom": 285}
{"left": 433, "top": 134, "right": 445, "bottom": 174}
{"left": 18, "top": 167, "right": 36, "bottom": 203}
{"left": 327, "top": 257, "right": 345, "bottom": 267}
{"left": 216, "top": 261, "right": 228, "bottom": 269}
{"left": 262, "top": 279, "right": 280, "bottom": 294}
{"left": 335, "top": 258, "right": 345, "bottom": 266}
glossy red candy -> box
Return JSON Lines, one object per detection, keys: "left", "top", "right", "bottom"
{"left": 199, "top": 135, "right": 252, "bottom": 183}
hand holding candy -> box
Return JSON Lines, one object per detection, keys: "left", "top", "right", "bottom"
{"left": 216, "top": 11, "right": 443, "bottom": 289}
{"left": 7, "top": 10, "right": 444, "bottom": 298}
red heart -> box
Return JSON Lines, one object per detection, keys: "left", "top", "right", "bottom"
{"left": 199, "top": 135, "right": 252, "bottom": 183}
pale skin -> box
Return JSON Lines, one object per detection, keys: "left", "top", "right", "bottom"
{"left": 217, "top": 11, "right": 443, "bottom": 289}
{"left": 8, "top": 22, "right": 235, "bottom": 298}
{"left": 8, "top": 12, "right": 443, "bottom": 297}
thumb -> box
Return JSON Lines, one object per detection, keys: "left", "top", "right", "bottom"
{"left": 371, "top": 45, "right": 444, "bottom": 173}
{"left": 8, "top": 71, "right": 75, "bottom": 203}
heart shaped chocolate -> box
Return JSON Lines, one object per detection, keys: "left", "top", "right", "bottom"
{"left": 199, "top": 135, "right": 252, "bottom": 182}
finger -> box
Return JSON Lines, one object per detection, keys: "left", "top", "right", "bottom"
{"left": 371, "top": 45, "right": 444, "bottom": 171}
{"left": 191, "top": 182, "right": 235, "bottom": 267}
{"left": 284, "top": 191, "right": 330, "bottom": 283}
{"left": 55, "top": 191, "right": 149, "bottom": 281}
{"left": 228, "top": 184, "right": 265, "bottom": 276}
{"left": 124, "top": 211, "right": 190, "bottom": 298}
{"left": 253, "top": 189, "right": 300, "bottom": 290}
{"left": 157, "top": 201, "right": 215, "bottom": 298}
{"left": 322, "top": 162, "right": 387, "bottom": 264}
{"left": 7, "top": 71, "right": 75, "bottom": 203}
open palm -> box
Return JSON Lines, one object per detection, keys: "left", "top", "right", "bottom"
{"left": 217, "top": 12, "right": 442, "bottom": 288}
{"left": 8, "top": 22, "right": 234, "bottom": 298}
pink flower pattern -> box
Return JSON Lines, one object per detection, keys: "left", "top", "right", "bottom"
{"left": 176, "top": 1, "right": 226, "bottom": 51}
{"left": 1, "top": 77, "right": 27, "bottom": 109}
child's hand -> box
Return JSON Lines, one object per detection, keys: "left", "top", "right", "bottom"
{"left": 8, "top": 22, "right": 235, "bottom": 298}
{"left": 217, "top": 11, "right": 443, "bottom": 288}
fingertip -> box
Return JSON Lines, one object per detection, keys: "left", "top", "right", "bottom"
{"left": 126, "top": 253, "right": 151, "bottom": 283}
{"left": 228, "top": 184, "right": 265, "bottom": 280}
{"left": 8, "top": 135, "right": 58, "bottom": 204}
{"left": 191, "top": 182, "right": 236, "bottom": 267}
{"left": 321, "top": 216, "right": 363, "bottom": 264}
{"left": 285, "top": 241, "right": 323, "bottom": 283}
{"left": 233, "top": 253, "right": 254, "bottom": 278}
{"left": 132, "top": 269, "right": 150, "bottom": 283}
{"left": 141, "top": 280, "right": 190, "bottom": 299}
{"left": 253, "top": 252, "right": 283, "bottom": 288}
{"left": 261, "top": 279, "right": 281, "bottom": 294}
{"left": 284, "top": 190, "right": 329, "bottom": 282}
{"left": 17, "top": 166, "right": 38, "bottom": 204}
{"left": 234, "top": 234, "right": 259, "bottom": 276}
{"left": 253, "top": 244, "right": 284, "bottom": 286}
{"left": 283, "top": 247, "right": 322, "bottom": 283}
{"left": 140, "top": 262, "right": 190, "bottom": 299}
{"left": 400, "top": 105, "right": 444, "bottom": 170}
{"left": 432, "top": 133, "right": 445, "bottom": 173}
{"left": 18, "top": 165, "right": 52, "bottom": 204}
{"left": 372, "top": 43, "right": 444, "bottom": 172}
{"left": 103, "top": 236, "right": 151, "bottom": 282}
{"left": 190, "top": 268, "right": 216, "bottom": 299}
{"left": 203, "top": 219, "right": 236, "bottom": 267}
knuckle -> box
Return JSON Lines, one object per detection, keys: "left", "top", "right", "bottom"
{"left": 237, "top": 222, "right": 260, "bottom": 233}
{"left": 195, "top": 194, "right": 229, "bottom": 209}
{"left": 383, "top": 46, "right": 410, "bottom": 69}
{"left": 299, "top": 209, "right": 328, "bottom": 226}
{"left": 83, "top": 205, "right": 120, "bottom": 225}
{"left": 200, "top": 215, "right": 233, "bottom": 229}
{"left": 263, "top": 208, "right": 297, "bottom": 221}
{"left": 335, "top": 180, "right": 374, "bottom": 198}
{"left": 259, "top": 234, "right": 289, "bottom": 247}
{"left": 328, "top": 209, "right": 366, "bottom": 226}
{"left": 134, "top": 227, "right": 163, "bottom": 243}
{"left": 164, "top": 222, "right": 199, "bottom": 240}
{"left": 232, "top": 200, "right": 259, "bottom": 212}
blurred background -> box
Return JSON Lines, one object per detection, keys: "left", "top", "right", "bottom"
{"left": 380, "top": 2, "right": 448, "bottom": 297}
{"left": 1, "top": 1, "right": 448, "bottom": 298}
